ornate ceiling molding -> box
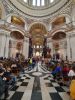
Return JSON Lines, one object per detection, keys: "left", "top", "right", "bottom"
{"left": 3, "top": 0, "right": 71, "bottom": 19}
{"left": 18, "top": 0, "right": 60, "bottom": 10}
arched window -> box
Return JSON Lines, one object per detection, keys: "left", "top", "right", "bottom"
{"left": 33, "top": 0, "right": 36, "bottom": 6}
{"left": 41, "top": 0, "right": 45, "bottom": 6}
{"left": 32, "top": 0, "right": 45, "bottom": 6}
{"left": 37, "top": 0, "right": 41, "bottom": 6}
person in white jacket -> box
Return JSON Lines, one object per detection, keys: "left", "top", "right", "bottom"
{"left": 68, "top": 66, "right": 75, "bottom": 77}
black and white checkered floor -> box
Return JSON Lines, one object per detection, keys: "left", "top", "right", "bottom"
{"left": 6, "top": 63, "right": 72, "bottom": 100}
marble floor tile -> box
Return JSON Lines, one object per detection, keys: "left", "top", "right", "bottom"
{"left": 59, "top": 92, "right": 72, "bottom": 100}
{"left": 48, "top": 87, "right": 57, "bottom": 93}
{"left": 16, "top": 86, "right": 26, "bottom": 92}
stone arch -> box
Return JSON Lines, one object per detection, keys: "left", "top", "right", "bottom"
{"left": 29, "top": 22, "right": 47, "bottom": 45}
{"left": 52, "top": 31, "right": 66, "bottom": 40}
{"left": 10, "top": 27, "right": 25, "bottom": 35}
{"left": 51, "top": 14, "right": 71, "bottom": 24}
{"left": 10, "top": 30, "right": 24, "bottom": 40}
{"left": 51, "top": 29, "right": 66, "bottom": 37}
{"left": 0, "top": 7, "right": 2, "bottom": 19}
{"left": 5, "top": 13, "right": 25, "bottom": 28}
{"left": 29, "top": 22, "right": 47, "bottom": 33}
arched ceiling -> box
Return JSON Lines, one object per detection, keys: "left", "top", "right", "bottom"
{"left": 52, "top": 31, "right": 66, "bottom": 40}
{"left": 52, "top": 16, "right": 66, "bottom": 28}
{"left": 32, "top": 37, "right": 44, "bottom": 45}
{"left": 29, "top": 23, "right": 47, "bottom": 45}
{"left": 30, "top": 23, "right": 47, "bottom": 36}
{"left": 11, "top": 16, "right": 25, "bottom": 27}
{"left": 0, "top": 0, "right": 72, "bottom": 46}
{"left": 10, "top": 31, "right": 24, "bottom": 40}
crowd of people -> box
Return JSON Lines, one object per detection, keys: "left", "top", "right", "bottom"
{"left": 0, "top": 56, "right": 75, "bottom": 99}
{"left": 43, "top": 58, "right": 75, "bottom": 99}
{"left": 0, "top": 57, "right": 36, "bottom": 99}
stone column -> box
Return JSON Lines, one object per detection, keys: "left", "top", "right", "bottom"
{"left": 5, "top": 36, "right": 10, "bottom": 58}
{"left": 47, "top": 38, "right": 53, "bottom": 56}
{"left": 0, "top": 34, "right": 6, "bottom": 57}
{"left": 66, "top": 33, "right": 72, "bottom": 61}
{"left": 69, "top": 32, "right": 75, "bottom": 61}
{"left": 71, "top": 3, "right": 75, "bottom": 26}
{"left": 23, "top": 37, "right": 29, "bottom": 59}
{"left": 28, "top": 0, "right": 32, "bottom": 6}
{"left": 45, "top": 0, "right": 49, "bottom": 6}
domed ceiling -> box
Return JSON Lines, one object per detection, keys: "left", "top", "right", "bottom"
{"left": 1, "top": 0, "right": 71, "bottom": 46}
{"left": 6, "top": 0, "right": 70, "bottom": 18}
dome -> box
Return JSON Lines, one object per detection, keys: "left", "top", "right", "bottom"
{"left": 21, "top": 0, "right": 59, "bottom": 9}
{"left": 6, "top": 0, "right": 70, "bottom": 19}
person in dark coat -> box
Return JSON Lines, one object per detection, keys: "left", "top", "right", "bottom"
{"left": 0, "top": 68, "right": 9, "bottom": 99}
{"left": 0, "top": 69, "right": 5, "bottom": 98}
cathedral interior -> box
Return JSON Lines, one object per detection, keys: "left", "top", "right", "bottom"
{"left": 0, "top": 0, "right": 75, "bottom": 100}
